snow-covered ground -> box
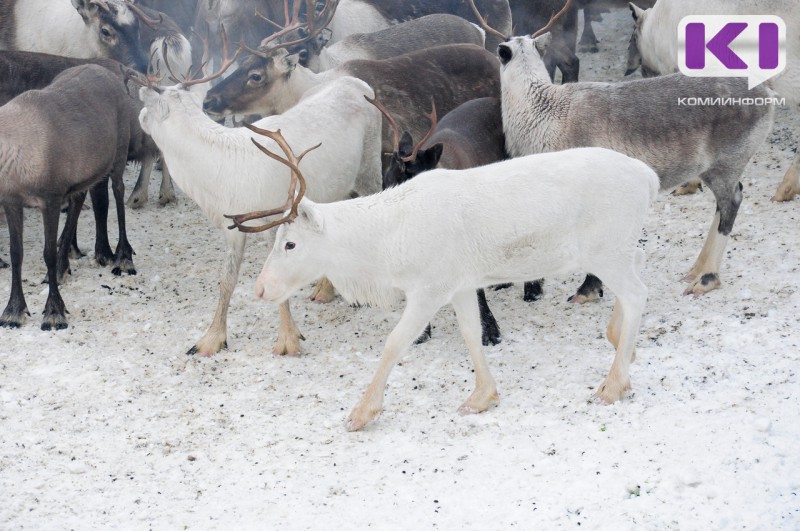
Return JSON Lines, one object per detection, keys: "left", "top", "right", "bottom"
{"left": 2, "top": 8, "right": 799, "bottom": 529}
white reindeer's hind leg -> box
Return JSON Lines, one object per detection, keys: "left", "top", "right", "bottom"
{"left": 158, "top": 159, "right": 177, "bottom": 206}
{"left": 309, "top": 277, "right": 336, "bottom": 303}
{"left": 346, "top": 294, "right": 442, "bottom": 432}
{"left": 451, "top": 290, "right": 499, "bottom": 415}
{"left": 272, "top": 301, "right": 305, "bottom": 356}
{"left": 188, "top": 231, "right": 246, "bottom": 356}
{"left": 772, "top": 151, "right": 800, "bottom": 202}
{"left": 591, "top": 251, "right": 647, "bottom": 404}
{"left": 126, "top": 152, "right": 155, "bottom": 209}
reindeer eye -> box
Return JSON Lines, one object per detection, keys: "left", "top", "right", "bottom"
{"left": 298, "top": 50, "right": 308, "bottom": 61}
{"left": 249, "top": 72, "right": 263, "bottom": 82}
{"left": 285, "top": 242, "right": 295, "bottom": 251}
{"left": 101, "top": 26, "right": 112, "bottom": 38}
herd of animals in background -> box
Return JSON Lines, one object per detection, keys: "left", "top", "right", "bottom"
{"left": 0, "top": 0, "right": 797, "bottom": 431}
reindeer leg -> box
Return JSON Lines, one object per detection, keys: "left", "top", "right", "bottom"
{"left": 309, "top": 277, "right": 336, "bottom": 303}
{"left": 452, "top": 290, "right": 499, "bottom": 414}
{"left": 346, "top": 293, "right": 443, "bottom": 431}
{"left": 772, "top": 150, "right": 800, "bottom": 202}
{"left": 272, "top": 300, "right": 305, "bottom": 355}
{"left": 89, "top": 178, "right": 114, "bottom": 267}
{"left": 41, "top": 200, "right": 68, "bottom": 330}
{"left": 672, "top": 178, "right": 703, "bottom": 196}
{"left": 158, "top": 158, "right": 177, "bottom": 206}
{"left": 592, "top": 250, "right": 647, "bottom": 404}
{"left": 126, "top": 151, "right": 154, "bottom": 209}
{"left": 0, "top": 204, "right": 29, "bottom": 327}
{"left": 55, "top": 192, "right": 86, "bottom": 283}
{"left": 188, "top": 230, "right": 246, "bottom": 356}
{"left": 684, "top": 179, "right": 742, "bottom": 296}
{"left": 109, "top": 156, "right": 136, "bottom": 276}
{"left": 477, "top": 288, "right": 501, "bottom": 346}
{"left": 568, "top": 274, "right": 603, "bottom": 304}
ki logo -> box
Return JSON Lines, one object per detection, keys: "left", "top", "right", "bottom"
{"left": 678, "top": 15, "right": 787, "bottom": 89}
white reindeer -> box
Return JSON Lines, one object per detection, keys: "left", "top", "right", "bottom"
{"left": 231, "top": 133, "right": 658, "bottom": 431}
{"left": 627, "top": 0, "right": 800, "bottom": 201}
{"left": 137, "top": 75, "right": 382, "bottom": 356}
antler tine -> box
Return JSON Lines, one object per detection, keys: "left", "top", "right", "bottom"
{"left": 160, "top": 39, "right": 184, "bottom": 83}
{"left": 467, "top": 0, "right": 508, "bottom": 41}
{"left": 254, "top": 0, "right": 340, "bottom": 56}
{"left": 532, "top": 0, "right": 574, "bottom": 38}
{"left": 255, "top": 7, "right": 285, "bottom": 32}
{"left": 89, "top": 0, "right": 110, "bottom": 13}
{"left": 126, "top": 1, "right": 164, "bottom": 29}
{"left": 181, "top": 24, "right": 242, "bottom": 87}
{"left": 404, "top": 98, "right": 438, "bottom": 163}
{"left": 225, "top": 126, "right": 321, "bottom": 233}
{"left": 364, "top": 94, "right": 401, "bottom": 155}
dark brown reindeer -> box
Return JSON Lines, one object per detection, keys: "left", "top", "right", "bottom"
{"left": 0, "top": 64, "right": 140, "bottom": 330}
{"left": 203, "top": 5, "right": 501, "bottom": 158}
{"left": 278, "top": 13, "right": 486, "bottom": 72}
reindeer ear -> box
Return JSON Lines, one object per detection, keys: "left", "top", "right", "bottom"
{"left": 629, "top": 3, "right": 645, "bottom": 22}
{"left": 284, "top": 52, "right": 301, "bottom": 72}
{"left": 418, "top": 144, "right": 444, "bottom": 170}
{"left": 297, "top": 200, "right": 323, "bottom": 233}
{"left": 312, "top": 28, "right": 332, "bottom": 53}
{"left": 72, "top": 0, "right": 98, "bottom": 23}
{"left": 533, "top": 33, "right": 552, "bottom": 56}
{"left": 398, "top": 132, "right": 414, "bottom": 158}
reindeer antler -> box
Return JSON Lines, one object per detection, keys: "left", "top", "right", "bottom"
{"left": 467, "top": 0, "right": 509, "bottom": 41}
{"left": 532, "top": 0, "right": 574, "bottom": 38}
{"left": 364, "top": 94, "right": 402, "bottom": 156}
{"left": 365, "top": 95, "right": 437, "bottom": 162}
{"left": 89, "top": 0, "right": 110, "bottom": 12}
{"left": 122, "top": 48, "right": 164, "bottom": 93}
{"left": 245, "top": 0, "right": 340, "bottom": 58}
{"left": 224, "top": 126, "right": 321, "bottom": 233}
{"left": 404, "top": 98, "right": 437, "bottom": 163}
{"left": 178, "top": 24, "right": 242, "bottom": 87}
{"left": 126, "top": 1, "right": 164, "bottom": 29}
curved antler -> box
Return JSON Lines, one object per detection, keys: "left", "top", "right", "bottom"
{"left": 364, "top": 94, "right": 401, "bottom": 155}
{"left": 224, "top": 126, "right": 321, "bottom": 233}
{"left": 251, "top": 0, "right": 341, "bottom": 58}
{"left": 467, "top": 0, "right": 509, "bottom": 41}
{"left": 126, "top": 1, "right": 164, "bottom": 29}
{"left": 532, "top": 0, "right": 574, "bottom": 38}
{"left": 403, "top": 98, "right": 437, "bottom": 163}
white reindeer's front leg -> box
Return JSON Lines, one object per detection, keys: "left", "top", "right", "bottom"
{"left": 272, "top": 301, "right": 305, "bottom": 356}
{"left": 451, "top": 290, "right": 499, "bottom": 414}
{"left": 188, "top": 231, "right": 246, "bottom": 356}
{"left": 158, "top": 159, "right": 177, "bottom": 206}
{"left": 772, "top": 151, "right": 800, "bottom": 202}
{"left": 346, "top": 295, "right": 441, "bottom": 432}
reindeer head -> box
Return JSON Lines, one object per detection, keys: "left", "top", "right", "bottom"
{"left": 202, "top": 0, "right": 340, "bottom": 117}
{"left": 470, "top": 0, "right": 568, "bottom": 83}
{"left": 223, "top": 127, "right": 325, "bottom": 304}
{"left": 625, "top": 3, "right": 657, "bottom": 77}
{"left": 365, "top": 95, "right": 442, "bottom": 189}
{"left": 71, "top": 0, "right": 149, "bottom": 70}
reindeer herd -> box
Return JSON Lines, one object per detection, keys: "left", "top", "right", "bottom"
{"left": 0, "top": 0, "right": 797, "bottom": 431}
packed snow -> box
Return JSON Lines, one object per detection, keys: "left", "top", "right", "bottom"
{"left": 1, "top": 8, "right": 798, "bottom": 529}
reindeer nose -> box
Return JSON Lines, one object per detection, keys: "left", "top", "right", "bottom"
{"left": 203, "top": 93, "right": 222, "bottom": 114}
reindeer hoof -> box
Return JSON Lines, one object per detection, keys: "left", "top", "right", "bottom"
{"left": 159, "top": 191, "right": 177, "bottom": 206}
{"left": 683, "top": 273, "right": 721, "bottom": 297}
{"left": 187, "top": 340, "right": 227, "bottom": 357}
